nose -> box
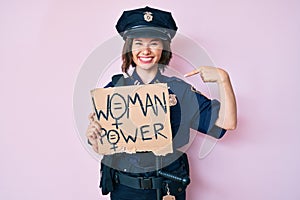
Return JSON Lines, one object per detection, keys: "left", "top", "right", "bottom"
{"left": 141, "top": 45, "right": 151, "bottom": 55}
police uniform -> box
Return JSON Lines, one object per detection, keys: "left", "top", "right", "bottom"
{"left": 98, "top": 6, "right": 227, "bottom": 200}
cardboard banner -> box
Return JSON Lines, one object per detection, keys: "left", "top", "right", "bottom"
{"left": 90, "top": 83, "right": 173, "bottom": 156}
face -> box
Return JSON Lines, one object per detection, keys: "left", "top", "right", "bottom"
{"left": 131, "top": 38, "right": 163, "bottom": 70}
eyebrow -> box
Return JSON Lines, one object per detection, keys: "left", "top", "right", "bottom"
{"left": 133, "top": 39, "right": 160, "bottom": 42}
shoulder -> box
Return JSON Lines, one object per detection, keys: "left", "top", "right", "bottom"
{"left": 112, "top": 74, "right": 124, "bottom": 83}
{"left": 108, "top": 74, "right": 128, "bottom": 87}
{"left": 103, "top": 74, "right": 125, "bottom": 88}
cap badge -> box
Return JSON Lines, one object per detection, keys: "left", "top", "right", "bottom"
{"left": 143, "top": 12, "right": 153, "bottom": 22}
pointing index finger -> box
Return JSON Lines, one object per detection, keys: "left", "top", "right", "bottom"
{"left": 184, "top": 68, "right": 201, "bottom": 77}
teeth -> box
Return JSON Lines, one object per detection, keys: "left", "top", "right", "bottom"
{"left": 139, "top": 57, "right": 152, "bottom": 62}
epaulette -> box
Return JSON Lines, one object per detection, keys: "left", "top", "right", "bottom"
{"left": 111, "top": 74, "right": 125, "bottom": 86}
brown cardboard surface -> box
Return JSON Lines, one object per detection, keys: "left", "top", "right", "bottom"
{"left": 90, "top": 83, "right": 173, "bottom": 156}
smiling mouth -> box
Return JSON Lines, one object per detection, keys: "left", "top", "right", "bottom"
{"left": 138, "top": 56, "right": 153, "bottom": 63}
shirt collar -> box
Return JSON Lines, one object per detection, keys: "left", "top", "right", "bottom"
{"left": 130, "top": 69, "right": 164, "bottom": 85}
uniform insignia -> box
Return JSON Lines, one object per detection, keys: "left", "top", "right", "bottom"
{"left": 169, "top": 94, "right": 177, "bottom": 106}
{"left": 134, "top": 80, "right": 140, "bottom": 85}
{"left": 144, "top": 12, "right": 153, "bottom": 22}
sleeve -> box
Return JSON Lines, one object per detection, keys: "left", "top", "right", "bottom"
{"left": 104, "top": 82, "right": 114, "bottom": 88}
{"left": 183, "top": 86, "right": 227, "bottom": 139}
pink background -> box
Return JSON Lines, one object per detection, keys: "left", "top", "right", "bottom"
{"left": 1, "top": 0, "right": 300, "bottom": 199}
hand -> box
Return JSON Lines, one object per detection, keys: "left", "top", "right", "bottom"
{"left": 184, "top": 66, "right": 237, "bottom": 130}
{"left": 86, "top": 112, "right": 102, "bottom": 153}
{"left": 184, "top": 66, "right": 229, "bottom": 83}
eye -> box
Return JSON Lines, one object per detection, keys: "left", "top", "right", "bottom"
{"left": 134, "top": 42, "right": 142, "bottom": 46}
{"left": 150, "top": 42, "right": 158, "bottom": 46}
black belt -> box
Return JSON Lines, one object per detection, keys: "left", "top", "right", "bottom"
{"left": 114, "top": 172, "right": 164, "bottom": 190}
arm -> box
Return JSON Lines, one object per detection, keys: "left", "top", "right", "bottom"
{"left": 185, "top": 66, "right": 237, "bottom": 130}
{"left": 214, "top": 68, "right": 237, "bottom": 130}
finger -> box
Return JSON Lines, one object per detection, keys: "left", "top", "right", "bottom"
{"left": 91, "top": 121, "right": 102, "bottom": 131}
{"left": 89, "top": 123, "right": 102, "bottom": 135}
{"left": 92, "top": 144, "right": 98, "bottom": 153}
{"left": 89, "top": 127, "right": 100, "bottom": 137}
{"left": 88, "top": 137, "right": 97, "bottom": 145}
{"left": 93, "top": 123, "right": 102, "bottom": 135}
{"left": 88, "top": 113, "right": 95, "bottom": 123}
{"left": 86, "top": 130, "right": 97, "bottom": 140}
{"left": 86, "top": 125, "right": 99, "bottom": 137}
{"left": 184, "top": 69, "right": 201, "bottom": 77}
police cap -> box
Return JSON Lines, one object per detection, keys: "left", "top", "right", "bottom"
{"left": 116, "top": 6, "right": 178, "bottom": 41}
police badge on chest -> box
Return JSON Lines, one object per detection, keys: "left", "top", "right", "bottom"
{"left": 169, "top": 94, "right": 177, "bottom": 106}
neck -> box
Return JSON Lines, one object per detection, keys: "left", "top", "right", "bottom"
{"left": 136, "top": 66, "right": 158, "bottom": 84}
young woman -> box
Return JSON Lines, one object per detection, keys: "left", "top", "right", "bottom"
{"left": 86, "top": 6, "right": 237, "bottom": 200}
